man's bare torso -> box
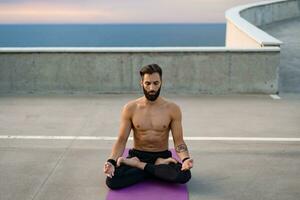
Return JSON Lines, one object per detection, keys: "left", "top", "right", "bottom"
{"left": 127, "top": 97, "right": 175, "bottom": 152}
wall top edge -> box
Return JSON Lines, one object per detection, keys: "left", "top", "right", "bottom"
{"left": 226, "top": 0, "right": 287, "bottom": 46}
{"left": 0, "top": 47, "right": 280, "bottom": 53}
{"left": 227, "top": 0, "right": 288, "bottom": 13}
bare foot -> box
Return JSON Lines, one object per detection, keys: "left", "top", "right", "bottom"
{"left": 155, "top": 157, "right": 178, "bottom": 165}
{"left": 117, "top": 157, "right": 141, "bottom": 168}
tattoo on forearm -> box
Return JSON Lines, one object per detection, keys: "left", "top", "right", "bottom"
{"left": 176, "top": 144, "right": 188, "bottom": 153}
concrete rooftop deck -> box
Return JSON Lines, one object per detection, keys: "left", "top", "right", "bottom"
{"left": 0, "top": 93, "right": 300, "bottom": 200}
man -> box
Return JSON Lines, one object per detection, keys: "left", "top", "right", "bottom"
{"left": 103, "top": 64, "right": 193, "bottom": 189}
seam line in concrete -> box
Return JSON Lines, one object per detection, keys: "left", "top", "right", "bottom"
{"left": 1, "top": 135, "right": 300, "bottom": 142}
{"left": 31, "top": 100, "right": 98, "bottom": 200}
{"left": 30, "top": 147, "right": 69, "bottom": 200}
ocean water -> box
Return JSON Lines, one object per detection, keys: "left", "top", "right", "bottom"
{"left": 0, "top": 23, "right": 226, "bottom": 47}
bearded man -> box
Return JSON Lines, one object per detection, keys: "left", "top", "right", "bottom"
{"left": 103, "top": 64, "right": 193, "bottom": 189}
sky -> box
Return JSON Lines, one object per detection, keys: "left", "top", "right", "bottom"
{"left": 0, "top": 0, "right": 263, "bottom": 24}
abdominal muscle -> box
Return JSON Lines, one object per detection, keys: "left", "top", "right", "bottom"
{"left": 133, "top": 130, "right": 169, "bottom": 152}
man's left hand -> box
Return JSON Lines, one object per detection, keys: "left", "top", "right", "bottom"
{"left": 181, "top": 158, "right": 193, "bottom": 171}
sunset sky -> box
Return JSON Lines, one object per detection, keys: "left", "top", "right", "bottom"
{"left": 0, "top": 0, "right": 263, "bottom": 24}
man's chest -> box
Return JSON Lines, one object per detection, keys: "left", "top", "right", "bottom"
{"left": 132, "top": 108, "right": 171, "bottom": 131}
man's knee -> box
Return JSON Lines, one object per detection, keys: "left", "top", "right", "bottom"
{"left": 177, "top": 170, "right": 192, "bottom": 184}
{"left": 106, "top": 177, "right": 123, "bottom": 190}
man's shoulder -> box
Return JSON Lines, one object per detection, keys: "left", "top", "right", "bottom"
{"left": 163, "top": 98, "right": 181, "bottom": 110}
{"left": 122, "top": 98, "right": 141, "bottom": 111}
{"left": 160, "top": 98, "right": 181, "bottom": 119}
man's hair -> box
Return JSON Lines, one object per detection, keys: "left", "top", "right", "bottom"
{"left": 139, "top": 64, "right": 162, "bottom": 80}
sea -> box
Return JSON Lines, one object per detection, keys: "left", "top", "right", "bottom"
{"left": 0, "top": 23, "right": 226, "bottom": 47}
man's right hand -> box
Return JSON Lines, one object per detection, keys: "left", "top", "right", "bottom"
{"left": 103, "top": 162, "right": 115, "bottom": 178}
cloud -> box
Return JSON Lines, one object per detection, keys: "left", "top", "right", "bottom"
{"left": 0, "top": 3, "right": 113, "bottom": 23}
{"left": 0, "top": 0, "right": 264, "bottom": 23}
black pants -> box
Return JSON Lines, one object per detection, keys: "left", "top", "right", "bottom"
{"left": 106, "top": 149, "right": 192, "bottom": 190}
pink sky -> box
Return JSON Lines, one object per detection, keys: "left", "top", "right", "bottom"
{"left": 0, "top": 0, "right": 263, "bottom": 24}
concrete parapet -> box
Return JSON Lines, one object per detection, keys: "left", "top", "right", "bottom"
{"left": 226, "top": 0, "right": 300, "bottom": 48}
{"left": 0, "top": 47, "right": 279, "bottom": 94}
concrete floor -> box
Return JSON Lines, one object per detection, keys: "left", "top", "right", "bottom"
{"left": 0, "top": 93, "right": 300, "bottom": 200}
{"left": 261, "top": 17, "right": 300, "bottom": 93}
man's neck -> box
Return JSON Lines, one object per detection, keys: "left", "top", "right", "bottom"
{"left": 142, "top": 96, "right": 162, "bottom": 105}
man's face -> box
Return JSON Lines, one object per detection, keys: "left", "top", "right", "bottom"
{"left": 141, "top": 73, "right": 162, "bottom": 102}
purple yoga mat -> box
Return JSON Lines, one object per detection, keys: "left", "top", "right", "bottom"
{"left": 106, "top": 148, "right": 189, "bottom": 200}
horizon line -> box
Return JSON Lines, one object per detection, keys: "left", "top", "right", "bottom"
{"left": 0, "top": 22, "right": 226, "bottom": 25}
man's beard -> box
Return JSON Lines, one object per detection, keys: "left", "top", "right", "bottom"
{"left": 143, "top": 86, "right": 161, "bottom": 102}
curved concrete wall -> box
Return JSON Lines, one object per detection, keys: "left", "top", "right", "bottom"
{"left": 226, "top": 0, "right": 300, "bottom": 48}
{"left": 0, "top": 47, "right": 279, "bottom": 95}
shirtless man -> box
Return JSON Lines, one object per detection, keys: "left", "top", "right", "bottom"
{"left": 103, "top": 64, "right": 193, "bottom": 189}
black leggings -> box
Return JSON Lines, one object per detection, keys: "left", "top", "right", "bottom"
{"left": 106, "top": 149, "right": 192, "bottom": 190}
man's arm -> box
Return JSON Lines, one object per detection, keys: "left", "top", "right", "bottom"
{"left": 108, "top": 103, "right": 133, "bottom": 161}
{"left": 170, "top": 103, "right": 193, "bottom": 170}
